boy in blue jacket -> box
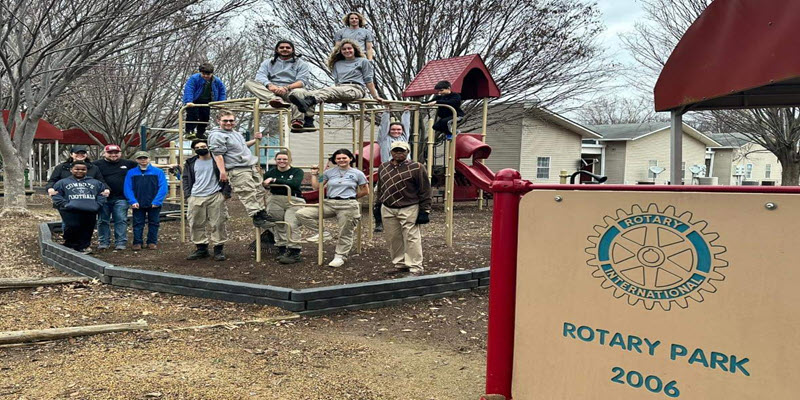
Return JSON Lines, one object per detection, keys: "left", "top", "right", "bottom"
{"left": 124, "top": 151, "right": 168, "bottom": 250}
{"left": 183, "top": 62, "right": 227, "bottom": 140}
{"left": 51, "top": 161, "right": 107, "bottom": 254}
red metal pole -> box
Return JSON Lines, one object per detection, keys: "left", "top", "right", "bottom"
{"left": 482, "top": 169, "right": 533, "bottom": 400}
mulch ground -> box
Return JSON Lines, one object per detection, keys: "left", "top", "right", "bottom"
{"left": 89, "top": 198, "right": 493, "bottom": 288}
{"left": 0, "top": 202, "right": 489, "bottom": 399}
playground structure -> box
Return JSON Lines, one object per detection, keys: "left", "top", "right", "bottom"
{"left": 480, "top": 1, "right": 800, "bottom": 398}
{"left": 171, "top": 54, "right": 502, "bottom": 263}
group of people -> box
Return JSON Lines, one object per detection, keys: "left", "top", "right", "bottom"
{"left": 48, "top": 145, "right": 168, "bottom": 254}
{"left": 51, "top": 11, "right": 462, "bottom": 273}
{"left": 183, "top": 11, "right": 463, "bottom": 137}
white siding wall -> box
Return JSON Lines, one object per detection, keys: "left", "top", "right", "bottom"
{"left": 730, "top": 143, "right": 782, "bottom": 185}
{"left": 624, "top": 129, "right": 707, "bottom": 184}
{"left": 520, "top": 115, "right": 583, "bottom": 183}
{"left": 484, "top": 105, "right": 523, "bottom": 173}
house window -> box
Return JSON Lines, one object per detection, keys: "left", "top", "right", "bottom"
{"left": 765, "top": 164, "right": 771, "bottom": 179}
{"left": 745, "top": 163, "right": 754, "bottom": 179}
{"left": 537, "top": 157, "right": 550, "bottom": 179}
{"left": 648, "top": 160, "right": 658, "bottom": 179}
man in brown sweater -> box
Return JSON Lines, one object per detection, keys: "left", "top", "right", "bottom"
{"left": 376, "top": 141, "right": 432, "bottom": 274}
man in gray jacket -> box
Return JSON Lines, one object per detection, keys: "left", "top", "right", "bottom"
{"left": 207, "top": 109, "right": 271, "bottom": 228}
{"left": 244, "top": 40, "right": 313, "bottom": 132}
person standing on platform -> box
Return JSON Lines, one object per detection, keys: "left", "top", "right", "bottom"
{"left": 296, "top": 149, "right": 369, "bottom": 268}
{"left": 261, "top": 151, "right": 306, "bottom": 264}
{"left": 93, "top": 144, "right": 137, "bottom": 251}
{"left": 183, "top": 62, "right": 227, "bottom": 140}
{"left": 426, "top": 80, "right": 464, "bottom": 140}
{"left": 244, "top": 40, "right": 314, "bottom": 133}
{"left": 123, "top": 151, "right": 168, "bottom": 251}
{"left": 373, "top": 108, "right": 410, "bottom": 232}
{"left": 206, "top": 109, "right": 272, "bottom": 228}
{"left": 376, "top": 141, "right": 431, "bottom": 275}
{"left": 334, "top": 12, "right": 375, "bottom": 61}
{"left": 288, "top": 40, "right": 382, "bottom": 119}
{"left": 51, "top": 161, "right": 107, "bottom": 254}
{"left": 183, "top": 140, "right": 231, "bottom": 261}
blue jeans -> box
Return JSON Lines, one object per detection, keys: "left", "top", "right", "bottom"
{"left": 132, "top": 206, "right": 161, "bottom": 245}
{"left": 97, "top": 199, "right": 129, "bottom": 247}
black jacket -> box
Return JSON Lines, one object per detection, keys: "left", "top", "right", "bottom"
{"left": 432, "top": 93, "right": 465, "bottom": 119}
{"left": 92, "top": 158, "right": 137, "bottom": 200}
{"left": 181, "top": 156, "right": 232, "bottom": 199}
{"left": 46, "top": 161, "right": 105, "bottom": 190}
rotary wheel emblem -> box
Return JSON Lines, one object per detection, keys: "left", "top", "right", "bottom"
{"left": 585, "top": 204, "right": 728, "bottom": 311}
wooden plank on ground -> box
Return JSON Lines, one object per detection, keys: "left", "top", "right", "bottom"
{"left": 0, "top": 320, "right": 148, "bottom": 345}
{"left": 0, "top": 276, "right": 89, "bottom": 289}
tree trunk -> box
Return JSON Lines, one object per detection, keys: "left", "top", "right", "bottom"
{"left": 0, "top": 151, "right": 29, "bottom": 215}
{"left": 779, "top": 156, "right": 800, "bottom": 186}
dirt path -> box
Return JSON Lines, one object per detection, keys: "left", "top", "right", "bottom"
{"left": 0, "top": 205, "right": 488, "bottom": 399}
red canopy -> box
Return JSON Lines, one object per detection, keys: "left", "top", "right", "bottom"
{"left": 655, "top": 0, "right": 800, "bottom": 112}
{"left": 2, "top": 110, "right": 63, "bottom": 141}
{"left": 403, "top": 54, "right": 501, "bottom": 99}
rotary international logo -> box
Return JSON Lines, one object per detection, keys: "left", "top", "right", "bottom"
{"left": 585, "top": 204, "right": 728, "bottom": 311}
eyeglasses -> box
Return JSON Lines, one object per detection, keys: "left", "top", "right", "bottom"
{"left": 220, "top": 119, "right": 235, "bottom": 123}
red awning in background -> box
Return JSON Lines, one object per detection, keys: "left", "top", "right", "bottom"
{"left": 2, "top": 110, "right": 64, "bottom": 142}
{"left": 654, "top": 0, "right": 800, "bottom": 112}
{"left": 403, "top": 54, "right": 501, "bottom": 99}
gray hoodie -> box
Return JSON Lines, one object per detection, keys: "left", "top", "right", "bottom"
{"left": 207, "top": 127, "right": 258, "bottom": 169}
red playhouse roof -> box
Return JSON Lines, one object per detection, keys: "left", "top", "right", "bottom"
{"left": 2, "top": 110, "right": 64, "bottom": 141}
{"left": 655, "top": 0, "right": 800, "bottom": 112}
{"left": 403, "top": 54, "right": 501, "bottom": 99}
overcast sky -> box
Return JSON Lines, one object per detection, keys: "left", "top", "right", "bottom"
{"left": 596, "top": 0, "right": 648, "bottom": 96}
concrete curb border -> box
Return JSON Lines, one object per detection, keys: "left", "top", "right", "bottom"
{"left": 37, "top": 220, "right": 489, "bottom": 314}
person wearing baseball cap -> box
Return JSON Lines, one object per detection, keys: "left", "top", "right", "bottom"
{"left": 46, "top": 145, "right": 107, "bottom": 196}
{"left": 376, "top": 140, "right": 432, "bottom": 275}
{"left": 123, "top": 150, "right": 168, "bottom": 250}
{"left": 93, "top": 144, "right": 138, "bottom": 250}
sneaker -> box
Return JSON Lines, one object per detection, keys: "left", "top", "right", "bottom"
{"left": 114, "top": 245, "right": 126, "bottom": 251}
{"left": 394, "top": 264, "right": 410, "bottom": 272}
{"left": 132, "top": 244, "right": 142, "bottom": 251}
{"left": 269, "top": 98, "right": 291, "bottom": 109}
{"left": 373, "top": 223, "right": 383, "bottom": 233}
{"left": 97, "top": 244, "right": 109, "bottom": 250}
{"left": 252, "top": 210, "right": 272, "bottom": 228}
{"left": 301, "top": 116, "right": 316, "bottom": 131}
{"left": 328, "top": 255, "right": 346, "bottom": 268}
{"left": 408, "top": 266, "right": 424, "bottom": 275}
{"left": 290, "top": 119, "right": 304, "bottom": 131}
{"left": 306, "top": 231, "right": 332, "bottom": 243}
{"left": 278, "top": 248, "right": 302, "bottom": 264}
{"left": 80, "top": 247, "right": 92, "bottom": 255}
{"left": 147, "top": 243, "right": 157, "bottom": 250}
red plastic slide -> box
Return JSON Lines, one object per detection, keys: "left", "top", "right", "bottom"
{"left": 453, "top": 134, "right": 495, "bottom": 193}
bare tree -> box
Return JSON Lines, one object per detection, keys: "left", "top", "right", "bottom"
{"left": 620, "top": 0, "right": 800, "bottom": 185}
{"left": 263, "top": 0, "right": 615, "bottom": 107}
{"left": 581, "top": 95, "right": 669, "bottom": 125}
{"left": 0, "top": 0, "right": 251, "bottom": 214}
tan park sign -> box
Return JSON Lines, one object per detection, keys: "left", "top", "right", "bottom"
{"left": 513, "top": 190, "right": 799, "bottom": 399}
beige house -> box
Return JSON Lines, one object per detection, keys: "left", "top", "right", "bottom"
{"left": 484, "top": 105, "right": 601, "bottom": 183}
{"left": 706, "top": 132, "right": 782, "bottom": 185}
{"left": 587, "top": 122, "right": 720, "bottom": 184}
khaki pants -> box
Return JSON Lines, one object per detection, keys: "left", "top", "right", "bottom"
{"left": 187, "top": 192, "right": 228, "bottom": 246}
{"left": 296, "top": 84, "right": 366, "bottom": 104}
{"left": 228, "top": 165, "right": 266, "bottom": 217}
{"left": 381, "top": 204, "right": 422, "bottom": 268}
{"left": 244, "top": 79, "right": 306, "bottom": 120}
{"left": 264, "top": 195, "right": 305, "bottom": 249}
{"left": 296, "top": 199, "right": 360, "bottom": 256}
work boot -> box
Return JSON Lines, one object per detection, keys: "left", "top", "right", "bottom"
{"left": 274, "top": 246, "right": 287, "bottom": 261}
{"left": 252, "top": 210, "right": 272, "bottom": 227}
{"left": 186, "top": 244, "right": 209, "bottom": 260}
{"left": 278, "top": 248, "right": 302, "bottom": 264}
{"left": 289, "top": 93, "right": 317, "bottom": 113}
{"left": 269, "top": 98, "right": 291, "bottom": 109}
{"left": 213, "top": 245, "right": 226, "bottom": 261}
{"left": 302, "top": 116, "right": 316, "bottom": 131}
